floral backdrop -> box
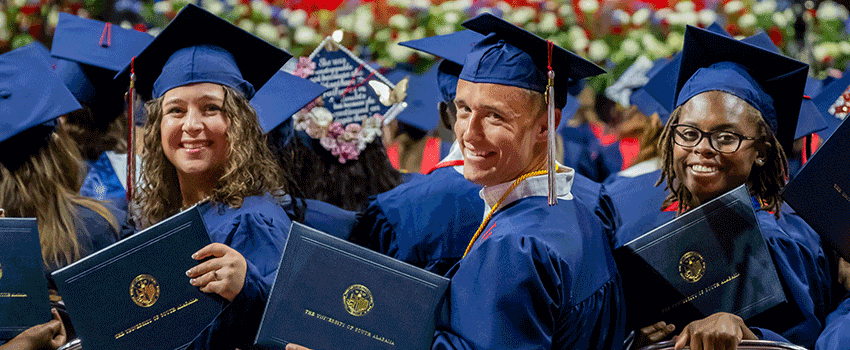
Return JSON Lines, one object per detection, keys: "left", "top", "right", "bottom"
{"left": 3, "top": 0, "right": 850, "bottom": 91}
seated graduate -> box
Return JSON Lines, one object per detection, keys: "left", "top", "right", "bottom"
{"left": 351, "top": 30, "right": 487, "bottom": 275}
{"left": 121, "top": 5, "right": 293, "bottom": 349}
{"left": 432, "top": 14, "right": 624, "bottom": 349}
{"left": 0, "top": 44, "right": 120, "bottom": 346}
{"left": 251, "top": 69, "right": 359, "bottom": 239}
{"left": 270, "top": 50, "right": 406, "bottom": 212}
{"left": 617, "top": 26, "right": 832, "bottom": 350}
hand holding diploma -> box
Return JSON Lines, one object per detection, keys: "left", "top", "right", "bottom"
{"left": 187, "top": 243, "right": 247, "bottom": 302}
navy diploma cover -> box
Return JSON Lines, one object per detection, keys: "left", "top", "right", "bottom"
{"left": 255, "top": 222, "right": 450, "bottom": 350}
{"left": 51, "top": 206, "right": 222, "bottom": 350}
{"left": 615, "top": 185, "right": 789, "bottom": 329}
{"left": 0, "top": 218, "right": 50, "bottom": 340}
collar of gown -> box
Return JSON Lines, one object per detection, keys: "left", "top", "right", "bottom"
{"left": 479, "top": 163, "right": 575, "bottom": 216}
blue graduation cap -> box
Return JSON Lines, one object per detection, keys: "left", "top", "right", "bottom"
{"left": 460, "top": 13, "right": 605, "bottom": 110}
{"left": 388, "top": 65, "right": 442, "bottom": 133}
{"left": 813, "top": 70, "right": 850, "bottom": 140}
{"left": 674, "top": 25, "right": 809, "bottom": 153}
{"left": 252, "top": 70, "right": 328, "bottom": 134}
{"left": 115, "top": 4, "right": 291, "bottom": 100}
{"left": 51, "top": 13, "right": 154, "bottom": 121}
{"left": 628, "top": 57, "right": 672, "bottom": 122}
{"left": 0, "top": 44, "right": 82, "bottom": 165}
{"left": 400, "top": 30, "right": 485, "bottom": 103}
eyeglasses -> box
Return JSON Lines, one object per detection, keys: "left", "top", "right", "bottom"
{"left": 671, "top": 124, "right": 757, "bottom": 154}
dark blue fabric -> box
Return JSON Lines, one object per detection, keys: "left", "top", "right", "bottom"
{"left": 558, "top": 123, "right": 612, "bottom": 183}
{"left": 188, "top": 195, "right": 292, "bottom": 349}
{"left": 460, "top": 33, "right": 547, "bottom": 95}
{"left": 676, "top": 62, "right": 777, "bottom": 134}
{"left": 80, "top": 153, "right": 127, "bottom": 208}
{"left": 433, "top": 196, "right": 625, "bottom": 349}
{"left": 816, "top": 296, "right": 850, "bottom": 350}
{"left": 352, "top": 166, "right": 483, "bottom": 276}
{"left": 603, "top": 170, "right": 668, "bottom": 240}
{"left": 282, "top": 197, "right": 358, "bottom": 241}
{"left": 46, "top": 204, "right": 119, "bottom": 290}
{"left": 614, "top": 201, "right": 831, "bottom": 348}
{"left": 153, "top": 45, "right": 255, "bottom": 99}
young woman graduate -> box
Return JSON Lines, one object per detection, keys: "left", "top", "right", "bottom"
{"left": 121, "top": 5, "right": 293, "bottom": 349}
{"left": 0, "top": 44, "right": 120, "bottom": 348}
{"left": 617, "top": 26, "right": 832, "bottom": 350}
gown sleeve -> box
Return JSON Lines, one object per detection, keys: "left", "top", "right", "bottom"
{"left": 816, "top": 295, "right": 850, "bottom": 350}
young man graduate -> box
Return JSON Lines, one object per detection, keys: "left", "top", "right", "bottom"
{"left": 432, "top": 13, "right": 624, "bottom": 349}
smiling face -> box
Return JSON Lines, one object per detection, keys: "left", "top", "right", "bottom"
{"left": 672, "top": 90, "right": 766, "bottom": 205}
{"left": 453, "top": 80, "right": 551, "bottom": 187}
{"left": 160, "top": 83, "right": 230, "bottom": 182}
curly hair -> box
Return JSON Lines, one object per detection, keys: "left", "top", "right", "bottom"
{"left": 0, "top": 125, "right": 118, "bottom": 269}
{"left": 135, "top": 85, "right": 290, "bottom": 226}
{"left": 657, "top": 100, "right": 788, "bottom": 218}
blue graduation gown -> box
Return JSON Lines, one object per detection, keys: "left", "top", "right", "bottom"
{"left": 614, "top": 202, "right": 831, "bottom": 348}
{"left": 282, "top": 196, "right": 358, "bottom": 240}
{"left": 352, "top": 166, "right": 484, "bottom": 275}
{"left": 816, "top": 295, "right": 850, "bottom": 350}
{"left": 602, "top": 170, "right": 668, "bottom": 237}
{"left": 559, "top": 123, "right": 613, "bottom": 183}
{"left": 187, "top": 195, "right": 292, "bottom": 350}
{"left": 432, "top": 197, "right": 625, "bottom": 350}
{"left": 80, "top": 152, "right": 129, "bottom": 218}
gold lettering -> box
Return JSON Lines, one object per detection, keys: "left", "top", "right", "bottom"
{"left": 305, "top": 309, "right": 315, "bottom": 316}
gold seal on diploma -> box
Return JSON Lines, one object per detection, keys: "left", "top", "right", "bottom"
{"left": 0, "top": 262, "right": 3, "bottom": 281}
{"left": 679, "top": 251, "right": 705, "bottom": 283}
{"left": 130, "top": 274, "right": 160, "bottom": 307}
{"left": 343, "top": 284, "right": 373, "bottom": 316}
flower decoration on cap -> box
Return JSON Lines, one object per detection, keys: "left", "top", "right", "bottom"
{"left": 827, "top": 87, "right": 850, "bottom": 121}
{"left": 291, "top": 36, "right": 406, "bottom": 164}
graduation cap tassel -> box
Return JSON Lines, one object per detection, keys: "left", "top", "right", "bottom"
{"left": 546, "top": 41, "right": 557, "bottom": 206}
{"left": 126, "top": 57, "right": 136, "bottom": 203}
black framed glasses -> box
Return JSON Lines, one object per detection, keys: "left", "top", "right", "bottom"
{"left": 671, "top": 124, "right": 757, "bottom": 154}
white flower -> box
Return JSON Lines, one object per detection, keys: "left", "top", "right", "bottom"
{"left": 412, "top": 27, "right": 426, "bottom": 41}
{"left": 572, "top": 37, "right": 590, "bottom": 52}
{"left": 539, "top": 12, "right": 559, "bottom": 33}
{"left": 388, "top": 42, "right": 414, "bottom": 61}
{"left": 337, "top": 15, "right": 354, "bottom": 31}
{"left": 0, "top": 28, "right": 10, "bottom": 42}
{"left": 251, "top": 0, "right": 272, "bottom": 19}
{"left": 817, "top": 1, "right": 850, "bottom": 20}
{"left": 558, "top": 4, "right": 574, "bottom": 18}
{"left": 375, "top": 29, "right": 392, "bottom": 42}
{"left": 620, "top": 39, "right": 640, "bottom": 57}
{"left": 612, "top": 9, "right": 630, "bottom": 25}
{"left": 675, "top": 1, "right": 696, "bottom": 13}
{"left": 813, "top": 44, "right": 830, "bottom": 62}
{"left": 353, "top": 7, "right": 374, "bottom": 38}
{"left": 278, "top": 37, "right": 291, "bottom": 51}
{"left": 495, "top": 1, "right": 512, "bottom": 14}
{"left": 738, "top": 13, "right": 757, "bottom": 28}
{"left": 48, "top": 9, "right": 60, "bottom": 27}
{"left": 698, "top": 9, "right": 717, "bottom": 26}
{"left": 632, "top": 8, "right": 651, "bottom": 25}
{"left": 642, "top": 34, "right": 667, "bottom": 56}
{"left": 389, "top": 14, "right": 411, "bottom": 29}
{"left": 578, "top": 0, "right": 599, "bottom": 13}
{"left": 680, "top": 11, "right": 699, "bottom": 26}
{"left": 203, "top": 0, "right": 224, "bottom": 15}
{"left": 147, "top": 28, "right": 162, "bottom": 37}
{"left": 666, "top": 31, "right": 684, "bottom": 51}
{"left": 753, "top": 0, "right": 777, "bottom": 15}
{"left": 233, "top": 3, "right": 248, "bottom": 16}
{"left": 13, "top": 0, "right": 26, "bottom": 7}
{"left": 666, "top": 13, "right": 682, "bottom": 25}
{"left": 568, "top": 26, "right": 587, "bottom": 41}
{"left": 236, "top": 19, "right": 255, "bottom": 34}
{"left": 435, "top": 24, "right": 455, "bottom": 36}
{"left": 724, "top": 1, "right": 744, "bottom": 14}
{"left": 772, "top": 12, "right": 788, "bottom": 27}
{"left": 288, "top": 9, "right": 307, "bottom": 28}
{"left": 0, "top": 13, "right": 5, "bottom": 27}
{"left": 153, "top": 1, "right": 171, "bottom": 14}
{"left": 841, "top": 41, "right": 850, "bottom": 55}
{"left": 255, "top": 22, "right": 278, "bottom": 42}
{"left": 312, "top": 107, "right": 334, "bottom": 128}
{"left": 508, "top": 6, "right": 536, "bottom": 25}
{"left": 588, "top": 40, "right": 609, "bottom": 61}
{"left": 294, "top": 26, "right": 318, "bottom": 45}
{"left": 444, "top": 11, "right": 461, "bottom": 24}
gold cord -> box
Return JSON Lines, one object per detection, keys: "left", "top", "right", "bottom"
{"left": 462, "top": 167, "right": 556, "bottom": 258}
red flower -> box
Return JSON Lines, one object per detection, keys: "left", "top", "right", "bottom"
{"left": 768, "top": 26, "right": 783, "bottom": 47}
{"left": 20, "top": 4, "right": 40, "bottom": 16}
{"left": 133, "top": 23, "right": 147, "bottom": 32}
{"left": 725, "top": 24, "right": 739, "bottom": 36}
{"left": 611, "top": 26, "right": 623, "bottom": 35}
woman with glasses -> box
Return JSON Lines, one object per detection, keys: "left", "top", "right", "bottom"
{"left": 620, "top": 27, "right": 832, "bottom": 350}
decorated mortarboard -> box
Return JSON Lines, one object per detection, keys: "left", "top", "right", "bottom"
{"left": 251, "top": 70, "right": 329, "bottom": 134}
{"left": 0, "top": 44, "right": 82, "bottom": 166}
{"left": 115, "top": 4, "right": 291, "bottom": 101}
{"left": 286, "top": 37, "right": 407, "bottom": 164}
{"left": 606, "top": 56, "right": 660, "bottom": 109}
{"left": 400, "top": 30, "right": 485, "bottom": 103}
{"left": 813, "top": 69, "right": 850, "bottom": 140}
{"left": 674, "top": 25, "right": 809, "bottom": 154}
{"left": 460, "top": 13, "right": 605, "bottom": 204}
{"left": 629, "top": 57, "right": 672, "bottom": 122}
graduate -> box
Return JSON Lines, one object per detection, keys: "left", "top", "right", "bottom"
{"left": 0, "top": 44, "right": 120, "bottom": 347}
{"left": 616, "top": 26, "right": 831, "bottom": 350}
{"left": 350, "top": 30, "right": 486, "bottom": 275}
{"left": 816, "top": 258, "right": 850, "bottom": 350}
{"left": 49, "top": 13, "right": 153, "bottom": 215}
{"left": 432, "top": 13, "right": 624, "bottom": 349}
{"left": 252, "top": 69, "right": 359, "bottom": 239}
{"left": 120, "top": 5, "right": 293, "bottom": 349}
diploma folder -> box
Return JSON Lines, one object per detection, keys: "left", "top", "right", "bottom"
{"left": 614, "top": 185, "right": 790, "bottom": 330}
{"left": 51, "top": 206, "right": 222, "bottom": 350}
{"left": 782, "top": 116, "right": 850, "bottom": 262}
{"left": 0, "top": 218, "right": 50, "bottom": 340}
{"left": 255, "top": 222, "right": 450, "bottom": 350}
